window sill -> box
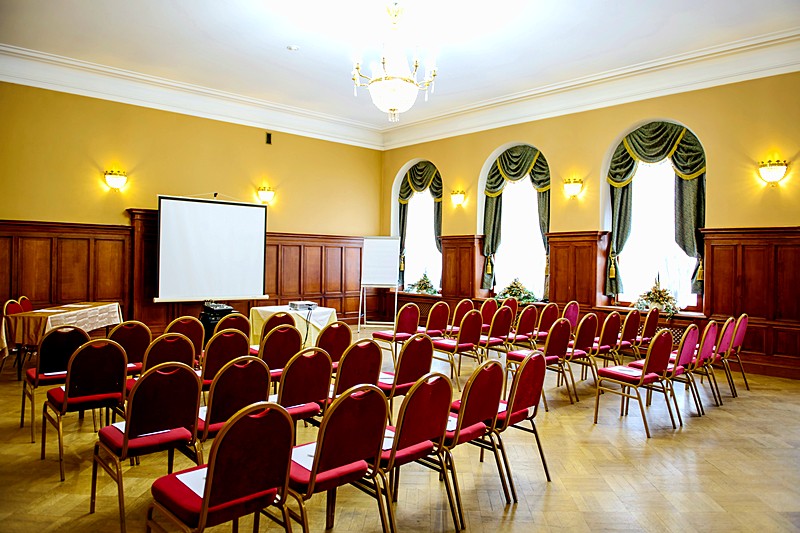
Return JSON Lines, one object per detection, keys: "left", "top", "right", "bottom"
{"left": 594, "top": 304, "right": 706, "bottom": 320}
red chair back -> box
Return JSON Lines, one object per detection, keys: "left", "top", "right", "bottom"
{"left": 109, "top": 320, "right": 151, "bottom": 366}
{"left": 732, "top": 313, "right": 748, "bottom": 352}
{"left": 389, "top": 373, "right": 452, "bottom": 465}
{"left": 456, "top": 360, "right": 504, "bottom": 436}
{"left": 61, "top": 339, "right": 127, "bottom": 413}
{"left": 514, "top": 305, "right": 538, "bottom": 337}
{"left": 501, "top": 297, "right": 518, "bottom": 317}
{"left": 716, "top": 317, "right": 736, "bottom": 360}
{"left": 334, "top": 340, "right": 382, "bottom": 395}
{"left": 315, "top": 385, "right": 388, "bottom": 474}
{"left": 261, "top": 312, "right": 296, "bottom": 340}
{"left": 504, "top": 353, "right": 546, "bottom": 428}
{"left": 126, "top": 362, "right": 201, "bottom": 443}
{"left": 675, "top": 325, "right": 700, "bottom": 370}
{"left": 142, "top": 333, "right": 196, "bottom": 371}
{"left": 424, "top": 301, "right": 450, "bottom": 335}
{"left": 278, "top": 347, "right": 332, "bottom": 409}
{"left": 394, "top": 333, "right": 434, "bottom": 385}
{"left": 316, "top": 321, "right": 352, "bottom": 364}
{"left": 4, "top": 299, "right": 23, "bottom": 316}
{"left": 18, "top": 296, "right": 33, "bottom": 312}
{"left": 395, "top": 303, "right": 421, "bottom": 335}
{"left": 536, "top": 302, "right": 559, "bottom": 334}
{"left": 165, "top": 316, "right": 204, "bottom": 359}
{"left": 479, "top": 298, "right": 498, "bottom": 326}
{"left": 620, "top": 309, "right": 641, "bottom": 345}
{"left": 696, "top": 320, "right": 719, "bottom": 366}
{"left": 450, "top": 299, "right": 474, "bottom": 329}
{"left": 259, "top": 325, "right": 302, "bottom": 371}
{"left": 641, "top": 307, "right": 660, "bottom": 339}
{"left": 205, "top": 356, "right": 271, "bottom": 430}
{"left": 562, "top": 300, "right": 580, "bottom": 331}
{"left": 456, "top": 310, "right": 482, "bottom": 347}
{"left": 205, "top": 402, "right": 293, "bottom": 510}
{"left": 214, "top": 312, "right": 250, "bottom": 338}
{"left": 542, "top": 318, "right": 571, "bottom": 360}
{"left": 572, "top": 313, "right": 598, "bottom": 353}
{"left": 642, "top": 330, "right": 674, "bottom": 375}
{"left": 202, "top": 329, "right": 250, "bottom": 383}
{"left": 598, "top": 312, "right": 622, "bottom": 347}
{"left": 36, "top": 326, "right": 91, "bottom": 377}
{"left": 487, "top": 306, "right": 514, "bottom": 340}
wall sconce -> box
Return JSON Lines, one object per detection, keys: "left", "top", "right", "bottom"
{"left": 758, "top": 159, "right": 789, "bottom": 186}
{"left": 563, "top": 178, "right": 583, "bottom": 198}
{"left": 104, "top": 170, "right": 127, "bottom": 190}
{"left": 257, "top": 186, "right": 276, "bottom": 205}
{"left": 450, "top": 190, "right": 466, "bottom": 206}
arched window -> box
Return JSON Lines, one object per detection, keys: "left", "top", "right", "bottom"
{"left": 605, "top": 121, "right": 706, "bottom": 310}
{"left": 397, "top": 161, "right": 442, "bottom": 290}
{"left": 481, "top": 144, "right": 551, "bottom": 299}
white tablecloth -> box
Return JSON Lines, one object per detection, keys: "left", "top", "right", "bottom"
{"left": 249, "top": 305, "right": 338, "bottom": 348}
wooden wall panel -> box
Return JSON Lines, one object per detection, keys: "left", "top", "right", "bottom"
{"left": 547, "top": 231, "right": 610, "bottom": 308}
{"left": 440, "top": 235, "right": 483, "bottom": 299}
{"left": 0, "top": 236, "right": 12, "bottom": 303}
{"left": 343, "top": 247, "right": 361, "bottom": 293}
{"left": 58, "top": 238, "right": 90, "bottom": 302}
{"left": 776, "top": 245, "right": 800, "bottom": 322}
{"left": 708, "top": 244, "right": 736, "bottom": 316}
{"left": 303, "top": 246, "right": 323, "bottom": 295}
{"left": 741, "top": 245, "right": 771, "bottom": 320}
{"left": 280, "top": 245, "right": 302, "bottom": 297}
{"left": 95, "top": 238, "right": 127, "bottom": 301}
{"left": 264, "top": 244, "right": 279, "bottom": 297}
{"left": 19, "top": 237, "right": 52, "bottom": 302}
{"left": 325, "top": 247, "right": 343, "bottom": 294}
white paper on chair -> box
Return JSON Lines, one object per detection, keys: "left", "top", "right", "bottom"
{"left": 378, "top": 372, "right": 394, "bottom": 384}
{"left": 446, "top": 414, "right": 458, "bottom": 432}
{"left": 198, "top": 406, "right": 207, "bottom": 422}
{"left": 292, "top": 442, "right": 317, "bottom": 471}
{"left": 382, "top": 428, "right": 395, "bottom": 450}
{"left": 43, "top": 371, "right": 67, "bottom": 377}
{"left": 497, "top": 402, "right": 508, "bottom": 414}
{"left": 177, "top": 467, "right": 207, "bottom": 498}
{"left": 268, "top": 393, "right": 278, "bottom": 403}
{"left": 111, "top": 421, "right": 170, "bottom": 438}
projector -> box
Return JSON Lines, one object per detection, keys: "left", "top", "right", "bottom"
{"left": 289, "top": 301, "right": 317, "bottom": 311}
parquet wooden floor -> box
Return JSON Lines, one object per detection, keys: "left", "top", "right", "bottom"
{"left": 1, "top": 327, "right": 799, "bottom": 532}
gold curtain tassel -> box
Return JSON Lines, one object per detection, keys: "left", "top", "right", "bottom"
{"left": 399, "top": 254, "right": 405, "bottom": 271}
{"left": 545, "top": 255, "right": 550, "bottom": 276}
{"left": 696, "top": 258, "right": 704, "bottom": 281}
{"left": 487, "top": 256, "right": 493, "bottom": 275}
{"left": 609, "top": 255, "right": 616, "bottom": 279}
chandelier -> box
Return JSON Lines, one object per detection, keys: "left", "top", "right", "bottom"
{"left": 352, "top": 2, "right": 437, "bottom": 122}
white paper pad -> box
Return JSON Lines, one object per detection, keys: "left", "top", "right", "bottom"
{"left": 176, "top": 467, "right": 207, "bottom": 498}
{"left": 126, "top": 363, "right": 136, "bottom": 368}
{"left": 60, "top": 304, "right": 92, "bottom": 308}
{"left": 382, "top": 428, "right": 395, "bottom": 450}
{"left": 32, "top": 309, "right": 54, "bottom": 313}
{"left": 198, "top": 406, "right": 207, "bottom": 422}
{"left": 111, "top": 421, "right": 170, "bottom": 438}
{"left": 292, "top": 442, "right": 317, "bottom": 471}
{"left": 446, "top": 414, "right": 458, "bottom": 432}
{"left": 42, "top": 371, "right": 67, "bottom": 376}
{"left": 613, "top": 367, "right": 642, "bottom": 376}
{"left": 378, "top": 372, "right": 394, "bottom": 384}
{"left": 498, "top": 402, "right": 508, "bottom": 414}
{"left": 268, "top": 393, "right": 278, "bottom": 402}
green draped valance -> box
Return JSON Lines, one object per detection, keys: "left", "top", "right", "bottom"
{"left": 398, "top": 161, "right": 442, "bottom": 287}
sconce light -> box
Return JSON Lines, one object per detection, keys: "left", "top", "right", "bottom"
{"left": 104, "top": 170, "right": 127, "bottom": 190}
{"left": 563, "top": 178, "right": 583, "bottom": 198}
{"left": 758, "top": 159, "right": 789, "bottom": 186}
{"left": 450, "top": 190, "right": 466, "bottom": 206}
{"left": 257, "top": 186, "right": 276, "bottom": 205}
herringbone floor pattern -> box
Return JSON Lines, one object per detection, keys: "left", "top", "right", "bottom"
{"left": 0, "top": 327, "right": 798, "bottom": 532}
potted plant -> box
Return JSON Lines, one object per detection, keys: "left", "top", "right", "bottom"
{"left": 633, "top": 277, "right": 680, "bottom": 318}
{"left": 496, "top": 278, "right": 538, "bottom": 304}
{"left": 406, "top": 272, "right": 438, "bottom": 295}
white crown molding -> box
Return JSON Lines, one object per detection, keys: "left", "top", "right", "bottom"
{"left": 1, "top": 29, "right": 799, "bottom": 151}
{"left": 0, "top": 45, "right": 385, "bottom": 150}
{"left": 382, "top": 29, "right": 800, "bottom": 149}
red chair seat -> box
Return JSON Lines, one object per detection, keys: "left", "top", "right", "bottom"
{"left": 506, "top": 348, "right": 537, "bottom": 362}
{"left": 151, "top": 464, "right": 278, "bottom": 529}
{"left": 126, "top": 362, "right": 143, "bottom": 375}
{"left": 98, "top": 424, "right": 192, "bottom": 457}
{"left": 570, "top": 349, "right": 588, "bottom": 359}
{"left": 592, "top": 342, "right": 613, "bottom": 353}
{"left": 619, "top": 340, "right": 632, "bottom": 349}
{"left": 372, "top": 331, "right": 413, "bottom": 342}
{"left": 380, "top": 437, "right": 434, "bottom": 467}
{"left": 478, "top": 335, "right": 504, "bottom": 348}
{"left": 289, "top": 457, "right": 368, "bottom": 494}
{"left": 269, "top": 368, "right": 284, "bottom": 380}
{"left": 596, "top": 366, "right": 659, "bottom": 385}
{"left": 196, "top": 417, "right": 225, "bottom": 440}
{"left": 377, "top": 379, "right": 414, "bottom": 397}
{"left": 432, "top": 338, "right": 474, "bottom": 352}
{"left": 417, "top": 326, "right": 444, "bottom": 338}
{"left": 25, "top": 368, "right": 67, "bottom": 385}
{"left": 495, "top": 400, "right": 529, "bottom": 427}
{"left": 507, "top": 333, "right": 530, "bottom": 343}
{"left": 46, "top": 387, "right": 121, "bottom": 411}
{"left": 125, "top": 377, "right": 138, "bottom": 393}
{"left": 286, "top": 403, "right": 322, "bottom": 421}
{"left": 628, "top": 359, "right": 684, "bottom": 374}
{"left": 444, "top": 421, "right": 486, "bottom": 447}
{"left": 249, "top": 346, "right": 259, "bottom": 355}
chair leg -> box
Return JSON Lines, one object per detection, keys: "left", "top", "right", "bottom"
{"left": 493, "top": 431, "right": 517, "bottom": 502}
{"left": 565, "top": 362, "right": 580, "bottom": 403}
{"left": 734, "top": 353, "right": 751, "bottom": 391}
{"left": 593, "top": 383, "right": 602, "bottom": 425}
{"left": 707, "top": 365, "right": 724, "bottom": 406}
{"left": 722, "top": 358, "right": 738, "bottom": 398}
{"left": 659, "top": 382, "right": 677, "bottom": 429}
{"left": 325, "top": 487, "right": 339, "bottom": 530}
{"left": 633, "top": 388, "right": 651, "bottom": 438}
{"left": 19, "top": 382, "right": 27, "bottom": 429}
{"left": 444, "top": 450, "right": 465, "bottom": 531}
{"left": 667, "top": 380, "right": 683, "bottom": 427}
{"left": 540, "top": 388, "right": 549, "bottom": 412}
{"left": 29, "top": 387, "right": 36, "bottom": 443}
{"left": 529, "top": 420, "right": 551, "bottom": 482}
{"left": 485, "top": 433, "right": 511, "bottom": 505}
{"left": 374, "top": 470, "right": 394, "bottom": 533}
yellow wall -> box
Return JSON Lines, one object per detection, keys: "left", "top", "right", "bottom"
{"left": 382, "top": 72, "right": 800, "bottom": 235}
{"left": 0, "top": 83, "right": 383, "bottom": 235}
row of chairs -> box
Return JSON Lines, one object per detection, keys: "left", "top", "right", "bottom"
{"left": 2, "top": 295, "right": 36, "bottom": 377}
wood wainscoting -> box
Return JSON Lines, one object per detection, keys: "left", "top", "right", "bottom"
{"left": 548, "top": 231, "right": 611, "bottom": 309}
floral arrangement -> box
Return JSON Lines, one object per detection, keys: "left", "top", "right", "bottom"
{"left": 634, "top": 278, "right": 680, "bottom": 318}
{"left": 496, "top": 278, "right": 538, "bottom": 304}
{"left": 406, "top": 272, "right": 438, "bottom": 295}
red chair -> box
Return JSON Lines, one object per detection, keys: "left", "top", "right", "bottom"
{"left": 258, "top": 324, "right": 302, "bottom": 382}
{"left": 147, "top": 402, "right": 296, "bottom": 533}
{"left": 199, "top": 329, "right": 250, "bottom": 390}
{"left": 507, "top": 318, "right": 571, "bottom": 409}
{"left": 491, "top": 353, "right": 550, "bottom": 502}
{"left": 378, "top": 333, "right": 434, "bottom": 413}
{"left": 91, "top": 362, "right": 203, "bottom": 533}
{"left": 328, "top": 340, "right": 382, "bottom": 404}
{"left": 634, "top": 307, "right": 660, "bottom": 354}
{"left": 108, "top": 320, "right": 152, "bottom": 375}
{"left": 18, "top": 295, "right": 34, "bottom": 312}
{"left": 372, "top": 303, "right": 420, "bottom": 363}
{"left": 593, "top": 329, "right": 675, "bottom": 438}
{"left": 165, "top": 316, "right": 205, "bottom": 363}
{"left": 2, "top": 299, "right": 25, "bottom": 377}
{"left": 562, "top": 300, "right": 580, "bottom": 334}
{"left": 252, "top": 312, "right": 296, "bottom": 354}
{"left": 432, "top": 309, "right": 482, "bottom": 390}
{"left": 564, "top": 312, "right": 600, "bottom": 398}
{"left": 316, "top": 320, "right": 352, "bottom": 371}
{"left": 41, "top": 339, "right": 127, "bottom": 481}
{"left": 126, "top": 333, "right": 196, "bottom": 393}
{"left": 272, "top": 347, "right": 332, "bottom": 425}
{"left": 615, "top": 309, "right": 641, "bottom": 361}
{"left": 500, "top": 297, "right": 518, "bottom": 318}
{"left": 356, "top": 372, "right": 456, "bottom": 533}
{"left": 708, "top": 316, "right": 736, "bottom": 402}
{"left": 213, "top": 311, "right": 250, "bottom": 339}
{"left": 441, "top": 360, "right": 507, "bottom": 530}
{"left": 478, "top": 305, "right": 514, "bottom": 361}
{"left": 532, "top": 302, "right": 559, "bottom": 348}
{"left": 507, "top": 304, "right": 538, "bottom": 349}
{"left": 478, "top": 298, "right": 498, "bottom": 334}
{"left": 723, "top": 313, "right": 750, "bottom": 396}
{"left": 688, "top": 320, "right": 721, "bottom": 409}
{"left": 446, "top": 298, "right": 474, "bottom": 337}
{"left": 21, "top": 325, "right": 90, "bottom": 442}
{"left": 590, "top": 311, "right": 622, "bottom": 368}
{"left": 417, "top": 300, "right": 450, "bottom": 337}
{"left": 199, "top": 356, "right": 271, "bottom": 442}
{"left": 287, "top": 384, "right": 390, "bottom": 532}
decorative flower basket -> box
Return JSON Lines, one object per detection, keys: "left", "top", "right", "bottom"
{"left": 496, "top": 278, "right": 538, "bottom": 304}
{"left": 406, "top": 272, "right": 438, "bottom": 295}
{"left": 633, "top": 278, "right": 679, "bottom": 318}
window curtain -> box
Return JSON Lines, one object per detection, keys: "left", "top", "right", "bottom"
{"left": 398, "top": 161, "right": 442, "bottom": 287}
{"left": 482, "top": 145, "right": 551, "bottom": 292}
{"left": 605, "top": 121, "right": 706, "bottom": 297}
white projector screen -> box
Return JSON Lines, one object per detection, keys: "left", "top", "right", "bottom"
{"left": 156, "top": 196, "right": 268, "bottom": 302}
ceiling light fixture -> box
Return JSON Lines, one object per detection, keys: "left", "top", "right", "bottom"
{"left": 352, "top": 2, "right": 436, "bottom": 123}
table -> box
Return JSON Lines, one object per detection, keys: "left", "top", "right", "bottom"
{"left": 249, "top": 305, "right": 338, "bottom": 348}
{"left": 2, "top": 302, "right": 123, "bottom": 349}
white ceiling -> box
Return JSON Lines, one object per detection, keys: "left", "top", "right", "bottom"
{"left": 1, "top": 0, "right": 799, "bottom": 149}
